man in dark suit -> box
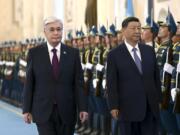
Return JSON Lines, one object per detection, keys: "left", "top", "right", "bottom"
{"left": 106, "top": 17, "right": 162, "bottom": 135}
{"left": 22, "top": 16, "right": 88, "bottom": 135}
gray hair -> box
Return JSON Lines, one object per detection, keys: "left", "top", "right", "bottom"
{"left": 43, "top": 16, "right": 63, "bottom": 28}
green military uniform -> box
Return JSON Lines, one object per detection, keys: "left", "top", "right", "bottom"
{"left": 83, "top": 45, "right": 93, "bottom": 96}
{"left": 101, "top": 46, "right": 110, "bottom": 96}
{"left": 92, "top": 45, "right": 103, "bottom": 97}
{"left": 157, "top": 39, "right": 173, "bottom": 110}
{"left": 171, "top": 42, "right": 180, "bottom": 113}
{"left": 170, "top": 21, "right": 180, "bottom": 130}
{"left": 1, "top": 44, "right": 14, "bottom": 99}
{"left": 0, "top": 45, "right": 5, "bottom": 93}
{"left": 157, "top": 12, "right": 180, "bottom": 134}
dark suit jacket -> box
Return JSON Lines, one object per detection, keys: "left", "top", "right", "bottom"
{"left": 107, "top": 42, "right": 162, "bottom": 122}
{"left": 23, "top": 43, "right": 88, "bottom": 125}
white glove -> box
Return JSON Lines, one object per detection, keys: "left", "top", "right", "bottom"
{"left": 81, "top": 63, "right": 85, "bottom": 70}
{"left": 18, "top": 70, "right": 26, "bottom": 77}
{"left": 0, "top": 61, "right": 4, "bottom": 65}
{"left": 171, "top": 88, "right": 177, "bottom": 102}
{"left": 154, "top": 48, "right": 158, "bottom": 53}
{"left": 96, "top": 63, "right": 104, "bottom": 72}
{"left": 93, "top": 79, "right": 99, "bottom": 88}
{"left": 84, "top": 76, "right": 88, "bottom": 82}
{"left": 19, "top": 59, "right": 27, "bottom": 67}
{"left": 102, "top": 79, "right": 106, "bottom": 89}
{"left": 86, "top": 62, "right": 93, "bottom": 70}
{"left": 177, "top": 63, "right": 180, "bottom": 72}
{"left": 163, "top": 63, "right": 174, "bottom": 74}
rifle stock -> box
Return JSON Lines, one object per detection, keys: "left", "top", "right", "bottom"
{"left": 173, "top": 88, "right": 180, "bottom": 113}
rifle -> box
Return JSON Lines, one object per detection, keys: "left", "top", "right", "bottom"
{"left": 160, "top": 46, "right": 173, "bottom": 110}
{"left": 173, "top": 52, "right": 180, "bottom": 113}
{"left": 83, "top": 49, "right": 92, "bottom": 95}
{"left": 94, "top": 48, "right": 103, "bottom": 97}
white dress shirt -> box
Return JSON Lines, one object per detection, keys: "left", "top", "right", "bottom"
{"left": 146, "top": 41, "right": 153, "bottom": 47}
{"left": 125, "top": 40, "right": 142, "bottom": 61}
{"left": 47, "top": 42, "right": 61, "bottom": 64}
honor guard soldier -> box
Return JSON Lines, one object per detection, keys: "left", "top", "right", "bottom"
{"left": 106, "top": 24, "right": 118, "bottom": 49}
{"left": 0, "top": 43, "right": 5, "bottom": 93}
{"left": 98, "top": 25, "right": 111, "bottom": 135}
{"left": 106, "top": 24, "right": 120, "bottom": 135}
{"left": 0, "top": 42, "right": 6, "bottom": 96}
{"left": 91, "top": 25, "right": 109, "bottom": 135}
{"left": 74, "top": 30, "right": 88, "bottom": 134}
{"left": 92, "top": 28, "right": 103, "bottom": 97}
{"left": 157, "top": 11, "right": 180, "bottom": 135}
{"left": 1, "top": 41, "right": 15, "bottom": 100}
{"left": 141, "top": 16, "right": 159, "bottom": 52}
{"left": 16, "top": 41, "right": 28, "bottom": 103}
{"left": 10, "top": 41, "right": 22, "bottom": 104}
{"left": 81, "top": 28, "right": 95, "bottom": 135}
{"left": 100, "top": 25, "right": 110, "bottom": 95}
{"left": 83, "top": 32, "right": 93, "bottom": 96}
{"left": 18, "top": 40, "right": 28, "bottom": 84}
{"left": 171, "top": 21, "right": 180, "bottom": 131}
{"left": 87, "top": 25, "right": 103, "bottom": 135}
{"left": 76, "top": 30, "right": 86, "bottom": 69}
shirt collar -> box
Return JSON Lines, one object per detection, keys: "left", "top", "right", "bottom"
{"left": 47, "top": 42, "right": 61, "bottom": 53}
{"left": 125, "top": 40, "right": 139, "bottom": 52}
{"left": 146, "top": 42, "right": 153, "bottom": 46}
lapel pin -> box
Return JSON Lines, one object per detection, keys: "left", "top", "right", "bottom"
{"left": 63, "top": 51, "right": 67, "bottom": 54}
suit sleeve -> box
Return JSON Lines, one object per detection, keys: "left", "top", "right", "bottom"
{"left": 106, "top": 51, "right": 119, "bottom": 110}
{"left": 22, "top": 49, "right": 35, "bottom": 113}
{"left": 74, "top": 49, "right": 88, "bottom": 112}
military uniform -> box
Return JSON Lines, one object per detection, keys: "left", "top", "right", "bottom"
{"left": 92, "top": 46, "right": 103, "bottom": 97}
{"left": 0, "top": 46, "right": 5, "bottom": 94}
{"left": 171, "top": 41, "right": 180, "bottom": 131}
{"left": 157, "top": 12, "right": 180, "bottom": 134}
{"left": 1, "top": 45, "right": 15, "bottom": 99}
{"left": 84, "top": 46, "right": 93, "bottom": 96}
{"left": 0, "top": 38, "right": 43, "bottom": 105}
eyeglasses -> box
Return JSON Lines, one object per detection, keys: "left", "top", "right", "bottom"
{"left": 46, "top": 27, "right": 63, "bottom": 33}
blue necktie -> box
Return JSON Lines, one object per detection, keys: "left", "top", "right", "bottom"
{"left": 52, "top": 48, "right": 59, "bottom": 79}
{"left": 132, "top": 48, "right": 142, "bottom": 74}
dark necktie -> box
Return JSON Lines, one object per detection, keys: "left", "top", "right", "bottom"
{"left": 132, "top": 48, "right": 142, "bottom": 74}
{"left": 52, "top": 48, "right": 59, "bottom": 79}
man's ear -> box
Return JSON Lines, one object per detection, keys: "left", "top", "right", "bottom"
{"left": 121, "top": 28, "right": 125, "bottom": 33}
{"left": 121, "top": 28, "right": 125, "bottom": 35}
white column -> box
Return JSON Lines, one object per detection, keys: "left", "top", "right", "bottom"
{"left": 53, "top": 0, "right": 64, "bottom": 21}
{"left": 53, "top": 0, "right": 64, "bottom": 40}
{"left": 143, "top": 0, "right": 148, "bottom": 24}
{"left": 114, "top": 0, "right": 126, "bottom": 29}
{"left": 114, "top": 0, "right": 120, "bottom": 29}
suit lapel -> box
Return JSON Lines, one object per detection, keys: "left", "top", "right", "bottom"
{"left": 121, "top": 43, "right": 143, "bottom": 75}
{"left": 138, "top": 44, "right": 146, "bottom": 75}
{"left": 42, "top": 43, "right": 54, "bottom": 79}
{"left": 58, "top": 43, "right": 67, "bottom": 79}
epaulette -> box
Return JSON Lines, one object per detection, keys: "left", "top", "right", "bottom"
{"left": 173, "top": 42, "right": 180, "bottom": 50}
